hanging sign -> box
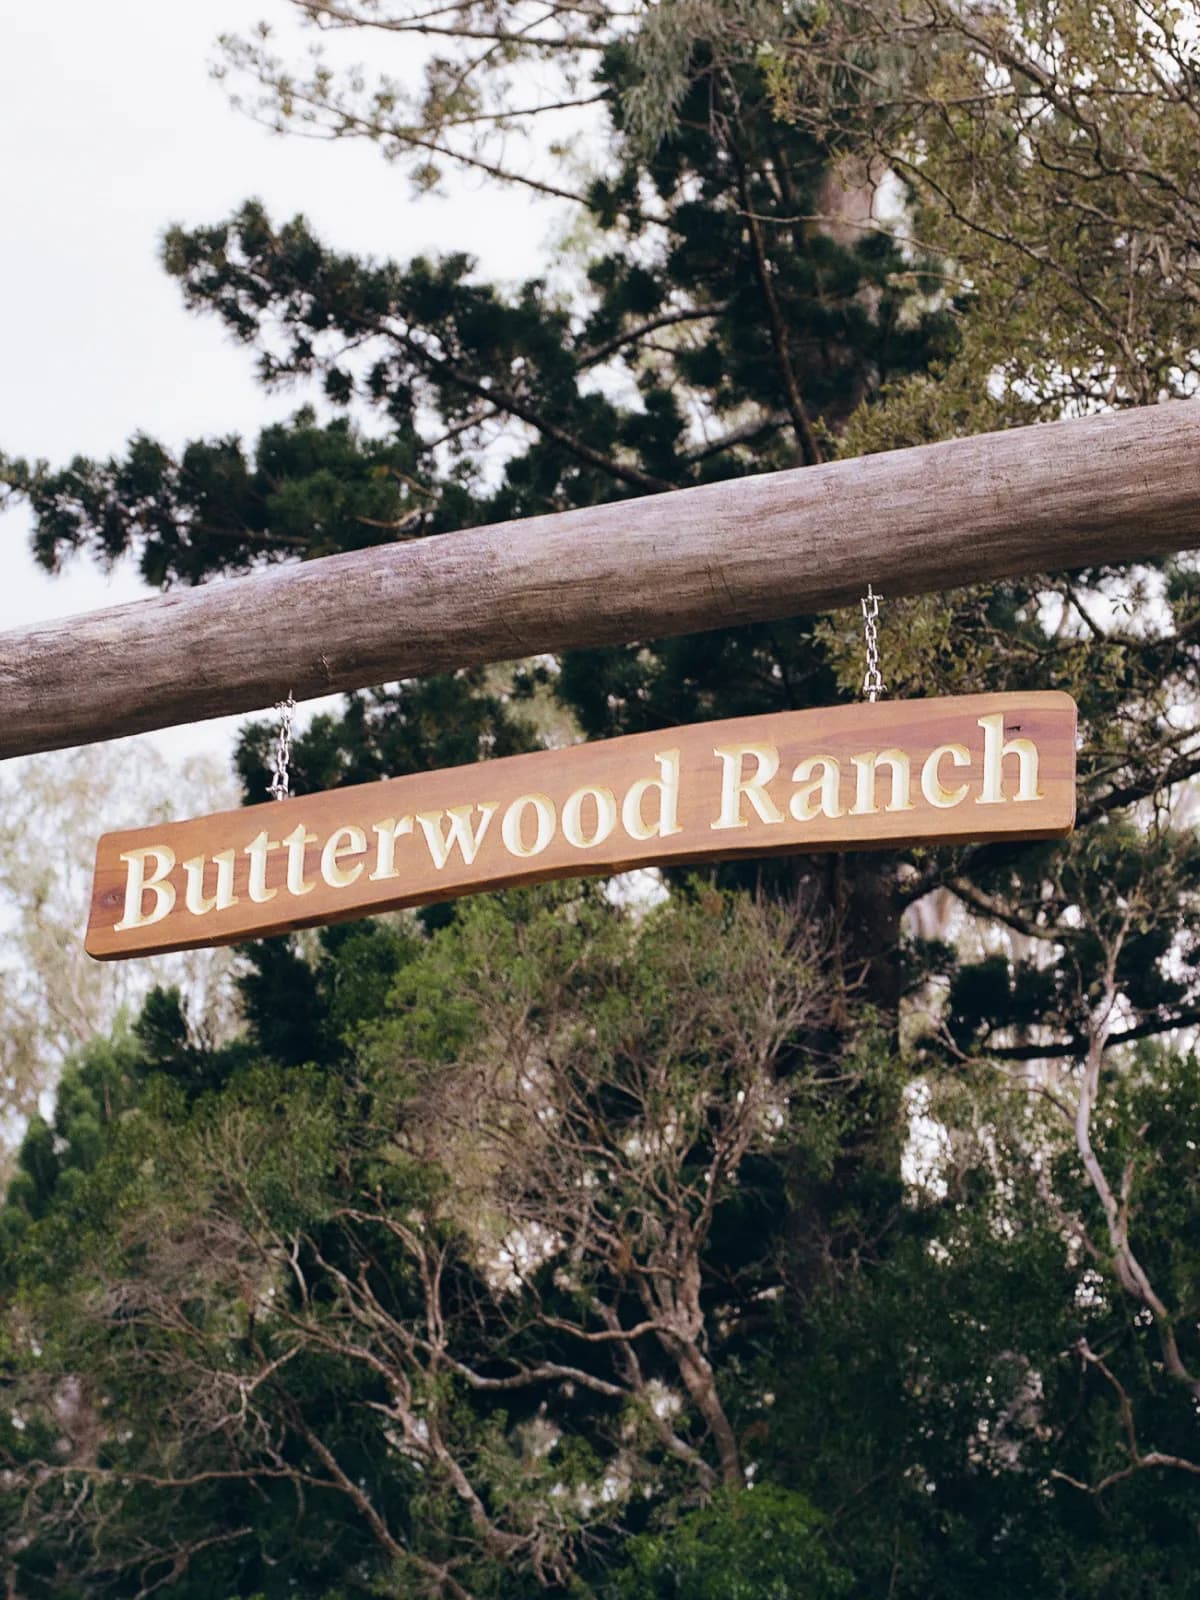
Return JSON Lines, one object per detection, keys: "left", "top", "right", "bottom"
{"left": 86, "top": 691, "right": 1076, "bottom": 961}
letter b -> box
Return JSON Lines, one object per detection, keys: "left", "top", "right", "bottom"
{"left": 114, "top": 845, "right": 177, "bottom": 931}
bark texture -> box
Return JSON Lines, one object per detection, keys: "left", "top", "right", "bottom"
{"left": 1, "top": 403, "right": 1197, "bottom": 757}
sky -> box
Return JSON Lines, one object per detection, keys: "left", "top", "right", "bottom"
{"left": 0, "top": 0, "right": 568, "bottom": 766}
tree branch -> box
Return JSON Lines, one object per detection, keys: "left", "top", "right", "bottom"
{"left": 1051, "top": 1339, "right": 1200, "bottom": 1494}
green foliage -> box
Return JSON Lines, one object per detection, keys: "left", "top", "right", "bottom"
{"left": 3, "top": 1, "right": 1200, "bottom": 1594}
{"left": 0, "top": 888, "right": 853, "bottom": 1597}
{"left": 236, "top": 674, "right": 541, "bottom": 810}
{"left": 4, "top": 28, "right": 954, "bottom": 583}
{"left": 0, "top": 744, "right": 238, "bottom": 1176}
{"left": 759, "top": 0, "right": 1200, "bottom": 425}
{"left": 615, "top": 1486, "right": 850, "bottom": 1600}
{"left": 4, "top": 890, "right": 1200, "bottom": 1595}
{"left": 0, "top": 407, "right": 439, "bottom": 586}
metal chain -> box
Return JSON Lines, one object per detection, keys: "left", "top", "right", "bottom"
{"left": 269, "top": 692, "right": 296, "bottom": 802}
{"left": 861, "top": 585, "right": 885, "bottom": 703}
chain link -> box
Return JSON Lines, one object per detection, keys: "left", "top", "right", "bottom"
{"left": 860, "top": 585, "right": 885, "bottom": 703}
{"left": 269, "top": 692, "right": 296, "bottom": 802}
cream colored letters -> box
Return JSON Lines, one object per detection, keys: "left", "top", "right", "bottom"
{"left": 849, "top": 749, "right": 914, "bottom": 815}
{"left": 91, "top": 696, "right": 1074, "bottom": 961}
{"left": 321, "top": 825, "right": 367, "bottom": 888}
{"left": 416, "top": 804, "right": 498, "bottom": 870}
{"left": 622, "top": 750, "right": 682, "bottom": 841}
{"left": 114, "top": 845, "right": 177, "bottom": 931}
{"left": 244, "top": 831, "right": 280, "bottom": 904}
{"left": 790, "top": 757, "right": 843, "bottom": 821}
{"left": 182, "top": 850, "right": 237, "bottom": 916}
{"left": 282, "top": 823, "right": 318, "bottom": 897}
{"left": 563, "top": 785, "right": 617, "bottom": 849}
{"left": 369, "top": 816, "right": 414, "bottom": 882}
{"left": 921, "top": 744, "right": 970, "bottom": 808}
{"left": 502, "top": 794, "right": 556, "bottom": 858}
{"left": 712, "top": 742, "right": 783, "bottom": 830}
{"left": 977, "top": 713, "right": 1042, "bottom": 804}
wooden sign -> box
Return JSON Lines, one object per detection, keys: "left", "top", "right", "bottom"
{"left": 86, "top": 692, "right": 1076, "bottom": 961}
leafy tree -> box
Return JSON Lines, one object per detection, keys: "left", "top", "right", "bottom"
{"left": 2, "top": 0, "right": 1200, "bottom": 1594}
{"left": 614, "top": 1486, "right": 851, "bottom": 1600}
{"left": 5, "top": 897, "right": 1199, "bottom": 1597}
{"left": 1, "top": 890, "right": 853, "bottom": 1596}
{"left": 0, "top": 745, "right": 239, "bottom": 1175}
{"left": 639, "top": 0, "right": 1200, "bottom": 429}
{"left": 0, "top": 2, "right": 952, "bottom": 1020}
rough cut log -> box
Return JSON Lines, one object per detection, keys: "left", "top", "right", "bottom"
{"left": 1, "top": 402, "right": 1198, "bottom": 759}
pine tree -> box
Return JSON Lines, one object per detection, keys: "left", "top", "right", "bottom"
{"left": 2, "top": 3, "right": 1199, "bottom": 1594}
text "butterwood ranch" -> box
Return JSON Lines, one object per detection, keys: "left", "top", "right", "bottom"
{"left": 87, "top": 694, "right": 1077, "bottom": 960}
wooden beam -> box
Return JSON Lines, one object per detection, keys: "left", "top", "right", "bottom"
{"left": 1, "top": 403, "right": 1198, "bottom": 760}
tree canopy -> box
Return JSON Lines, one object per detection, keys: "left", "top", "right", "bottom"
{"left": 2, "top": 2, "right": 1200, "bottom": 1595}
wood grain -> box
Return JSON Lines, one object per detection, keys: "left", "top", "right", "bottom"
{"left": 87, "top": 693, "right": 1077, "bottom": 960}
{"left": 0, "top": 404, "right": 1194, "bottom": 760}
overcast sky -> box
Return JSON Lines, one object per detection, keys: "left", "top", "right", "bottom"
{"left": 1, "top": 0, "right": 565, "bottom": 764}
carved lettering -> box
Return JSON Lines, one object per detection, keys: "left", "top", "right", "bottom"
{"left": 921, "top": 743, "right": 971, "bottom": 809}
{"left": 622, "top": 750, "right": 682, "bottom": 841}
{"left": 563, "top": 785, "right": 618, "bottom": 849}
{"left": 977, "top": 712, "right": 1042, "bottom": 804}
{"left": 502, "top": 794, "right": 557, "bottom": 858}
{"left": 321, "top": 825, "right": 367, "bottom": 888}
{"left": 416, "top": 804, "right": 498, "bottom": 869}
{"left": 370, "top": 816, "right": 414, "bottom": 882}
{"left": 789, "top": 756, "right": 843, "bottom": 822}
{"left": 849, "top": 749, "right": 914, "bottom": 816}
{"left": 282, "top": 823, "right": 318, "bottom": 897}
{"left": 114, "top": 845, "right": 177, "bottom": 931}
{"left": 244, "top": 830, "right": 280, "bottom": 904}
{"left": 88, "top": 695, "right": 1077, "bottom": 961}
{"left": 711, "top": 742, "right": 784, "bottom": 831}
{"left": 182, "top": 849, "right": 237, "bottom": 917}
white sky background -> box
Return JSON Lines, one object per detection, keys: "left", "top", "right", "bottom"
{"left": 0, "top": 0, "right": 567, "bottom": 766}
